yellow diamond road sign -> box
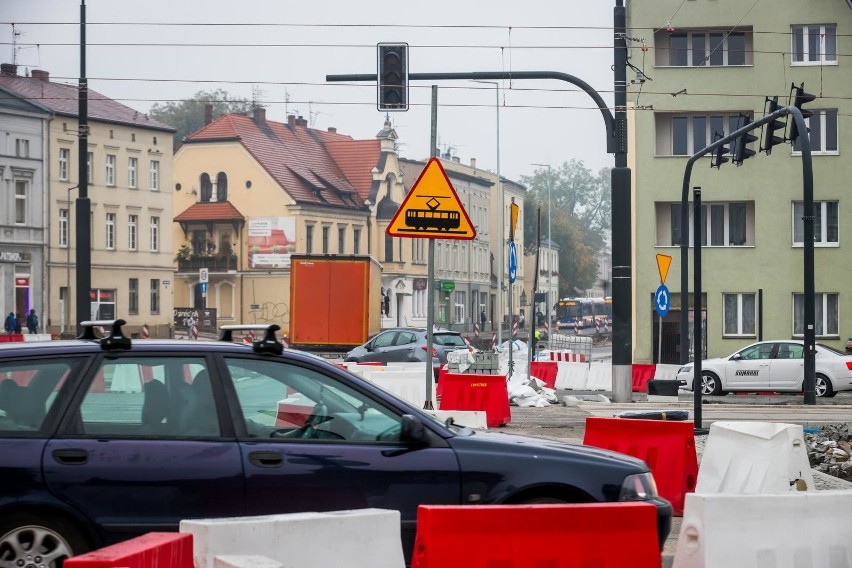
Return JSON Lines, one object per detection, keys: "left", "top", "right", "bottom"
{"left": 386, "top": 158, "right": 476, "bottom": 240}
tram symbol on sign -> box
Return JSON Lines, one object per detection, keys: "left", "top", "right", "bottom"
{"left": 404, "top": 196, "right": 461, "bottom": 232}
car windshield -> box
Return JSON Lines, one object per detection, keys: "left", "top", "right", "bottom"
{"left": 434, "top": 334, "right": 465, "bottom": 347}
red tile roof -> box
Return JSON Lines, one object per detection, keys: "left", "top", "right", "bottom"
{"left": 174, "top": 201, "right": 245, "bottom": 223}
{"left": 185, "top": 114, "right": 381, "bottom": 209}
{"left": 0, "top": 72, "right": 174, "bottom": 131}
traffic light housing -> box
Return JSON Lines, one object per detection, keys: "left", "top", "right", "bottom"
{"left": 788, "top": 82, "right": 815, "bottom": 144}
{"left": 733, "top": 114, "right": 757, "bottom": 166}
{"left": 761, "top": 96, "right": 786, "bottom": 155}
{"left": 377, "top": 43, "right": 409, "bottom": 111}
{"left": 710, "top": 131, "right": 729, "bottom": 168}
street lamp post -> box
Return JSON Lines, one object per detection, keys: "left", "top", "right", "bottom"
{"left": 532, "top": 164, "right": 552, "bottom": 335}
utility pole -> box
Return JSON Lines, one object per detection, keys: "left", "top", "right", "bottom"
{"left": 76, "top": 0, "right": 92, "bottom": 333}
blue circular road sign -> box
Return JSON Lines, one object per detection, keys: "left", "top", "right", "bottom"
{"left": 655, "top": 284, "right": 670, "bottom": 317}
{"left": 508, "top": 242, "right": 517, "bottom": 283}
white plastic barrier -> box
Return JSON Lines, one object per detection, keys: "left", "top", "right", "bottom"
{"left": 585, "top": 362, "right": 612, "bottom": 391}
{"left": 673, "top": 491, "right": 852, "bottom": 568}
{"left": 428, "top": 410, "right": 488, "bottom": 429}
{"left": 22, "top": 333, "right": 53, "bottom": 342}
{"left": 182, "top": 509, "right": 405, "bottom": 568}
{"left": 358, "top": 370, "right": 436, "bottom": 407}
{"left": 696, "top": 421, "right": 815, "bottom": 494}
{"left": 653, "top": 363, "right": 682, "bottom": 381}
{"left": 214, "top": 556, "right": 283, "bottom": 568}
{"left": 554, "top": 361, "right": 589, "bottom": 390}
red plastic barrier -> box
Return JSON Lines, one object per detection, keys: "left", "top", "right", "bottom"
{"left": 529, "top": 361, "right": 558, "bottom": 389}
{"left": 631, "top": 363, "right": 657, "bottom": 392}
{"left": 64, "top": 532, "right": 193, "bottom": 568}
{"left": 0, "top": 334, "right": 25, "bottom": 343}
{"left": 411, "top": 503, "right": 660, "bottom": 568}
{"left": 438, "top": 372, "right": 510, "bottom": 427}
{"left": 275, "top": 401, "right": 313, "bottom": 428}
{"left": 583, "top": 417, "right": 698, "bottom": 516}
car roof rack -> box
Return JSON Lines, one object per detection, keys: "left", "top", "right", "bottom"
{"left": 79, "top": 319, "right": 132, "bottom": 351}
{"left": 219, "top": 324, "right": 284, "bottom": 355}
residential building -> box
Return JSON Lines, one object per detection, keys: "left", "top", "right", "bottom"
{"left": 627, "top": 1, "right": 851, "bottom": 363}
{"left": 522, "top": 238, "right": 561, "bottom": 328}
{"left": 0, "top": 76, "right": 50, "bottom": 330}
{"left": 0, "top": 64, "right": 176, "bottom": 336}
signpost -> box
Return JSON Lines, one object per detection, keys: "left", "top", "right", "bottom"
{"left": 199, "top": 268, "right": 209, "bottom": 309}
{"left": 655, "top": 254, "right": 672, "bottom": 365}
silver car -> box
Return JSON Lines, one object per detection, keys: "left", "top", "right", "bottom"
{"left": 677, "top": 340, "right": 852, "bottom": 397}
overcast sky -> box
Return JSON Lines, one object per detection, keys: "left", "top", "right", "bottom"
{"left": 4, "top": 0, "right": 618, "bottom": 181}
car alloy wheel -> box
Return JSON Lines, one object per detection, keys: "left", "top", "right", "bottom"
{"left": 0, "top": 524, "right": 75, "bottom": 568}
{"left": 815, "top": 374, "right": 835, "bottom": 398}
{"left": 700, "top": 372, "right": 722, "bottom": 396}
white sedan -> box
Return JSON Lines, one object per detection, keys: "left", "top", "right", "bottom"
{"left": 676, "top": 340, "right": 852, "bottom": 398}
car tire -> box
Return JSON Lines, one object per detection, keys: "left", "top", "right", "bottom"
{"left": 0, "top": 512, "right": 90, "bottom": 568}
{"left": 700, "top": 371, "right": 723, "bottom": 396}
{"left": 815, "top": 374, "right": 836, "bottom": 398}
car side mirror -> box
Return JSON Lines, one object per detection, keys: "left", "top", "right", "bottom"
{"left": 731, "top": 353, "right": 742, "bottom": 361}
{"left": 400, "top": 414, "right": 426, "bottom": 443}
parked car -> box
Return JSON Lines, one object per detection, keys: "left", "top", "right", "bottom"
{"left": 0, "top": 320, "right": 671, "bottom": 566}
{"left": 676, "top": 340, "right": 852, "bottom": 397}
{"left": 344, "top": 327, "right": 470, "bottom": 368}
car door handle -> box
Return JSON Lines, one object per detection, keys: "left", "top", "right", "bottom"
{"left": 52, "top": 449, "right": 89, "bottom": 465}
{"left": 248, "top": 451, "right": 284, "bottom": 468}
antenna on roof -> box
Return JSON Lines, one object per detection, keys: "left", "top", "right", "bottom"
{"left": 11, "top": 24, "right": 22, "bottom": 66}
{"left": 251, "top": 85, "right": 266, "bottom": 109}
{"left": 284, "top": 89, "right": 291, "bottom": 116}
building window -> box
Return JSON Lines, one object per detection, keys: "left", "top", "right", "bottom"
{"left": 793, "top": 201, "right": 838, "bottom": 246}
{"left": 106, "top": 213, "right": 116, "bottom": 250}
{"left": 338, "top": 226, "right": 346, "bottom": 254}
{"left": 661, "top": 113, "right": 746, "bottom": 156}
{"left": 15, "top": 139, "right": 29, "bottom": 157}
{"left": 129, "top": 278, "right": 139, "bottom": 315}
{"left": 793, "top": 293, "right": 839, "bottom": 337}
{"left": 454, "top": 291, "right": 466, "bottom": 324}
{"left": 385, "top": 233, "right": 394, "bottom": 262}
{"left": 59, "top": 148, "right": 70, "bottom": 181}
{"left": 150, "top": 279, "right": 160, "bottom": 314}
{"left": 723, "top": 293, "right": 756, "bottom": 336}
{"left": 792, "top": 24, "right": 837, "bottom": 65}
{"left": 14, "top": 180, "right": 27, "bottom": 224}
{"left": 128, "top": 214, "right": 138, "bottom": 251}
{"left": 322, "top": 226, "right": 330, "bottom": 254}
{"left": 90, "top": 289, "right": 116, "bottom": 319}
{"left": 128, "top": 157, "right": 138, "bottom": 189}
{"left": 150, "top": 216, "right": 159, "bottom": 252}
{"left": 200, "top": 173, "right": 212, "bottom": 202}
{"left": 106, "top": 154, "right": 116, "bottom": 186}
{"left": 59, "top": 209, "right": 69, "bottom": 247}
{"left": 305, "top": 224, "right": 314, "bottom": 254}
{"left": 353, "top": 228, "right": 361, "bottom": 255}
{"left": 658, "top": 29, "right": 750, "bottom": 67}
{"left": 150, "top": 160, "right": 160, "bottom": 191}
{"left": 216, "top": 172, "right": 227, "bottom": 201}
{"left": 792, "top": 110, "right": 838, "bottom": 155}
{"left": 87, "top": 152, "right": 93, "bottom": 182}
{"left": 658, "top": 201, "right": 753, "bottom": 247}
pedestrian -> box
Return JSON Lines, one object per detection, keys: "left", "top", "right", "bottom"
{"left": 518, "top": 311, "right": 526, "bottom": 330}
{"left": 480, "top": 309, "right": 487, "bottom": 331}
{"left": 26, "top": 309, "right": 39, "bottom": 334}
{"left": 13, "top": 313, "right": 22, "bottom": 334}
{"left": 185, "top": 312, "right": 196, "bottom": 338}
{"left": 4, "top": 312, "right": 15, "bottom": 334}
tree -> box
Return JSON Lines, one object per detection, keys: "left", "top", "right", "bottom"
{"left": 149, "top": 89, "right": 254, "bottom": 149}
{"left": 521, "top": 160, "right": 611, "bottom": 295}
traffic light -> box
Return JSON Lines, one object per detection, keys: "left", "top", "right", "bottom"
{"left": 733, "top": 114, "right": 757, "bottom": 166}
{"left": 710, "top": 131, "right": 729, "bottom": 168}
{"left": 788, "top": 82, "right": 815, "bottom": 144}
{"left": 761, "top": 96, "right": 786, "bottom": 155}
{"left": 377, "top": 43, "right": 409, "bottom": 111}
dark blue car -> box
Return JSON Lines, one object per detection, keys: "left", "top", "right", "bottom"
{"left": 0, "top": 321, "right": 670, "bottom": 567}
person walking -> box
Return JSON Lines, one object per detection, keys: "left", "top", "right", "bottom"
{"left": 480, "top": 309, "right": 487, "bottom": 332}
{"left": 4, "top": 312, "right": 15, "bottom": 334}
{"left": 26, "top": 309, "right": 39, "bottom": 334}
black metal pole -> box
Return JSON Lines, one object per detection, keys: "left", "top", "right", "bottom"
{"left": 758, "top": 288, "right": 763, "bottom": 342}
{"left": 692, "top": 187, "right": 706, "bottom": 434}
{"left": 76, "top": 0, "right": 91, "bottom": 333}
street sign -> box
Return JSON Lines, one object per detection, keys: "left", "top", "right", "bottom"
{"left": 655, "top": 284, "right": 670, "bottom": 317}
{"left": 656, "top": 254, "right": 672, "bottom": 285}
{"left": 199, "top": 268, "right": 209, "bottom": 284}
{"left": 509, "top": 241, "right": 517, "bottom": 283}
{"left": 386, "top": 158, "right": 476, "bottom": 240}
{"left": 200, "top": 282, "right": 208, "bottom": 294}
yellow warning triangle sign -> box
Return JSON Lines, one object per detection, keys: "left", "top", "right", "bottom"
{"left": 386, "top": 158, "right": 476, "bottom": 240}
{"left": 656, "top": 253, "right": 672, "bottom": 284}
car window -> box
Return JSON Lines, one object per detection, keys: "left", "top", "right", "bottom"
{"left": 775, "top": 343, "right": 804, "bottom": 360}
{"left": 394, "top": 331, "right": 417, "bottom": 346}
{"left": 372, "top": 332, "right": 396, "bottom": 349}
{"left": 76, "top": 357, "right": 219, "bottom": 437}
{"left": 737, "top": 344, "right": 774, "bottom": 360}
{"left": 434, "top": 334, "right": 466, "bottom": 347}
{"left": 226, "top": 357, "right": 403, "bottom": 443}
{"left": 0, "top": 359, "right": 79, "bottom": 433}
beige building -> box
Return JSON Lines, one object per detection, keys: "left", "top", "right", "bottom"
{"left": 0, "top": 65, "right": 176, "bottom": 336}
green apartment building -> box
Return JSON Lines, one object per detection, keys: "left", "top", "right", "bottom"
{"left": 627, "top": 0, "right": 851, "bottom": 364}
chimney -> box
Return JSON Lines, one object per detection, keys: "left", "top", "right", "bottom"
{"left": 253, "top": 107, "right": 266, "bottom": 125}
{"left": 452, "top": 156, "right": 461, "bottom": 163}
{"left": 296, "top": 115, "right": 308, "bottom": 127}
{"left": 470, "top": 158, "right": 477, "bottom": 169}
{"left": 0, "top": 63, "right": 18, "bottom": 76}
{"left": 287, "top": 114, "right": 296, "bottom": 127}
{"left": 327, "top": 127, "right": 337, "bottom": 134}
{"left": 204, "top": 103, "right": 213, "bottom": 125}
{"left": 31, "top": 69, "right": 50, "bottom": 81}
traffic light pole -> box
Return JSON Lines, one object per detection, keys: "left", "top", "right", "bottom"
{"left": 679, "top": 105, "right": 816, "bottom": 415}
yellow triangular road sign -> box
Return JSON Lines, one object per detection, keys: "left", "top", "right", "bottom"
{"left": 386, "top": 158, "right": 476, "bottom": 240}
{"left": 656, "top": 253, "right": 672, "bottom": 284}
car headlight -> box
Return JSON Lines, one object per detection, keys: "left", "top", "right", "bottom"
{"left": 677, "top": 365, "right": 693, "bottom": 374}
{"left": 618, "top": 472, "right": 659, "bottom": 501}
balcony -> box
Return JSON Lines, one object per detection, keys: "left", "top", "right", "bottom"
{"left": 176, "top": 255, "right": 239, "bottom": 273}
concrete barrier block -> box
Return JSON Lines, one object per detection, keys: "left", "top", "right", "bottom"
{"left": 181, "top": 508, "right": 405, "bottom": 568}
{"left": 696, "top": 421, "right": 815, "bottom": 494}
{"left": 673, "top": 491, "right": 852, "bottom": 568}
{"left": 428, "top": 410, "right": 488, "bottom": 429}
{"left": 214, "top": 556, "right": 284, "bottom": 568}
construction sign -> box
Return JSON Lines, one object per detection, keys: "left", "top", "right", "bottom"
{"left": 386, "top": 158, "right": 476, "bottom": 240}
